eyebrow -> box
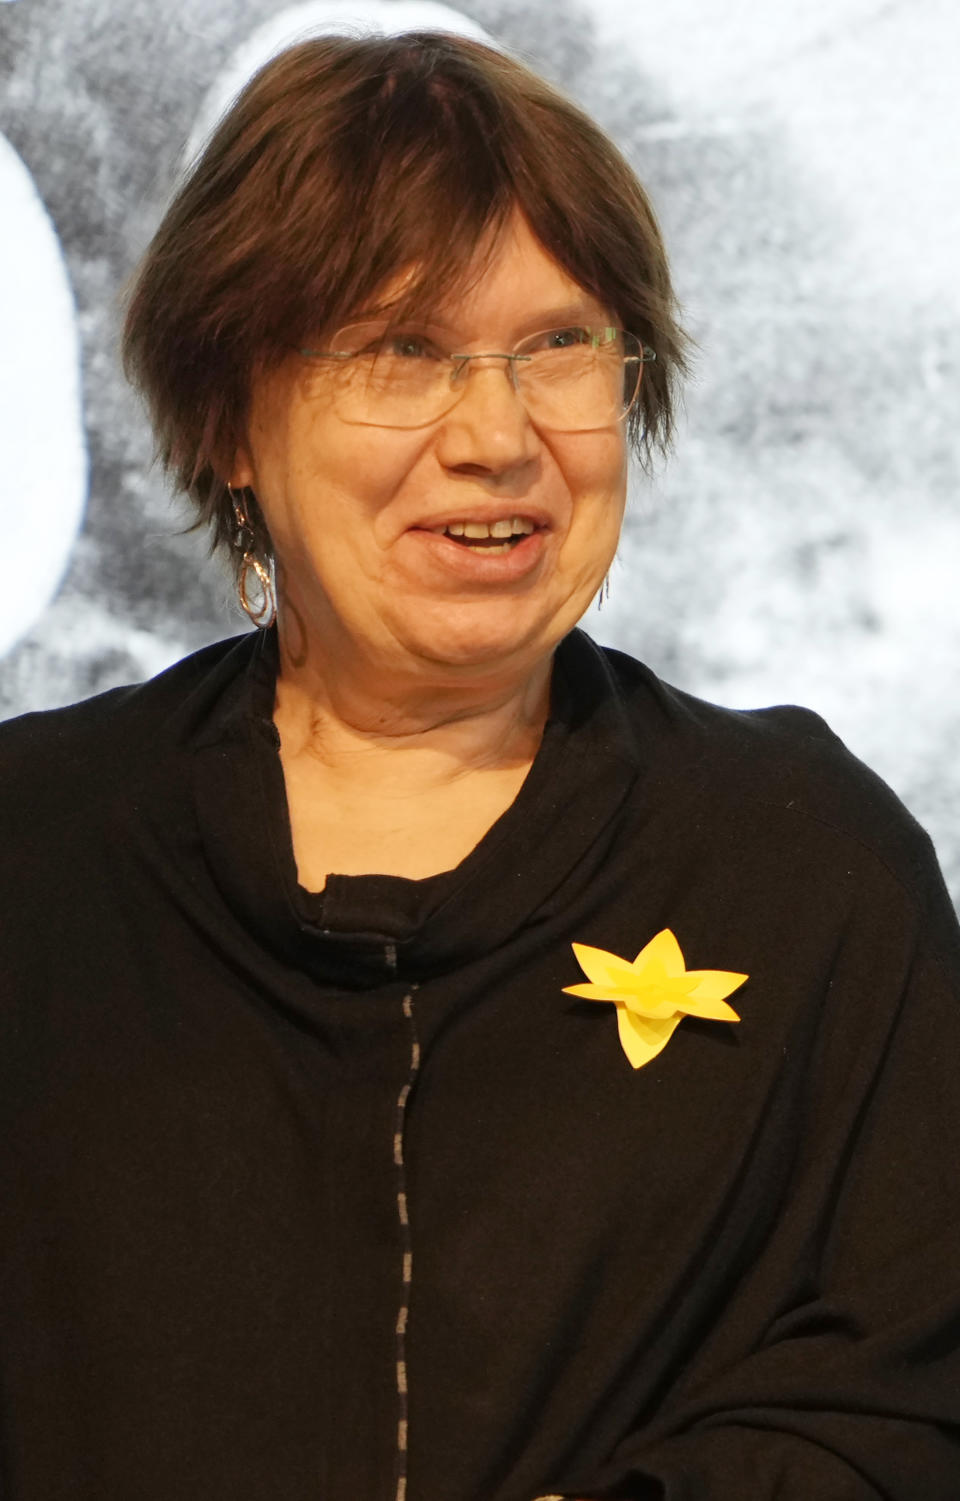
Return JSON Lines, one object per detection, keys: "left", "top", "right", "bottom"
{"left": 508, "top": 301, "right": 614, "bottom": 339}
{"left": 347, "top": 299, "right": 614, "bottom": 345}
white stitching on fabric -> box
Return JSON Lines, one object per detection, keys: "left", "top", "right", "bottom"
{"left": 393, "top": 986, "right": 420, "bottom": 1501}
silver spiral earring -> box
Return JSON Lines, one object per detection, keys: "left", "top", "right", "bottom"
{"left": 228, "top": 485, "right": 277, "bottom": 629}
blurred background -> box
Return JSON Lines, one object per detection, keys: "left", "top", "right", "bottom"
{"left": 1, "top": 0, "right": 958, "bottom": 905}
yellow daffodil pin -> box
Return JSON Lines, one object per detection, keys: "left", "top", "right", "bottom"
{"left": 563, "top": 928, "right": 747, "bottom": 1069}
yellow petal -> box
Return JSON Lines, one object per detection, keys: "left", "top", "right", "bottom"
{"left": 686, "top": 968, "right": 749, "bottom": 1004}
{"left": 570, "top": 942, "right": 644, "bottom": 989}
{"left": 633, "top": 928, "right": 686, "bottom": 978}
{"left": 561, "top": 981, "right": 627, "bottom": 1002}
{"left": 624, "top": 978, "right": 692, "bottom": 1015}
{"left": 617, "top": 1008, "right": 684, "bottom": 1068}
{"left": 562, "top": 982, "right": 683, "bottom": 1019}
{"left": 680, "top": 994, "right": 742, "bottom": 1022}
{"left": 676, "top": 969, "right": 747, "bottom": 1021}
{"left": 620, "top": 986, "right": 685, "bottom": 1019}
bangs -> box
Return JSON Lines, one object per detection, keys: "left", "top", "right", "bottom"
{"left": 235, "top": 37, "right": 520, "bottom": 360}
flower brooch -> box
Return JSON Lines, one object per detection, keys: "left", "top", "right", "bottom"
{"left": 563, "top": 928, "right": 747, "bottom": 1069}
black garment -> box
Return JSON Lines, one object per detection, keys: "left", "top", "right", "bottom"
{"left": 1, "top": 628, "right": 959, "bottom": 1501}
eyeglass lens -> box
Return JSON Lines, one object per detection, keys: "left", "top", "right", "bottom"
{"left": 302, "top": 326, "right": 643, "bottom": 430}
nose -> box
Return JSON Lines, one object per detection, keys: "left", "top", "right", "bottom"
{"left": 433, "top": 357, "right": 539, "bottom": 476}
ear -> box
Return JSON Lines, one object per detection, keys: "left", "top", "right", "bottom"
{"left": 228, "top": 446, "right": 256, "bottom": 490}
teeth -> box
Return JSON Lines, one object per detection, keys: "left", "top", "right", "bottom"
{"left": 440, "top": 516, "right": 537, "bottom": 538}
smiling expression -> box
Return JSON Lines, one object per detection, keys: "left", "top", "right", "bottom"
{"left": 231, "top": 211, "right": 632, "bottom": 682}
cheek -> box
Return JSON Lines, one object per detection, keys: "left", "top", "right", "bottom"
{"left": 562, "top": 433, "right": 628, "bottom": 517}
{"left": 295, "top": 424, "right": 429, "bottom": 529}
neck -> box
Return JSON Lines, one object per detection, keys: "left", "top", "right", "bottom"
{"left": 272, "top": 617, "right": 554, "bottom": 793}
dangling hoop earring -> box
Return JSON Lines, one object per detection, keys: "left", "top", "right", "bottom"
{"left": 596, "top": 572, "right": 611, "bottom": 612}
{"left": 228, "top": 485, "right": 277, "bottom": 629}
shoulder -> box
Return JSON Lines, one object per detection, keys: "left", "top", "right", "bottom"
{"left": 0, "top": 632, "right": 258, "bottom": 804}
{"left": 578, "top": 633, "right": 947, "bottom": 917}
{"left": 0, "top": 631, "right": 271, "bottom": 940}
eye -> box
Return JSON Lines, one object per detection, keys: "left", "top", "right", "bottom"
{"left": 320, "top": 323, "right": 448, "bottom": 361}
{"left": 545, "top": 326, "right": 592, "bottom": 348}
{"left": 523, "top": 326, "right": 601, "bottom": 355}
{"left": 383, "top": 331, "right": 444, "bottom": 360}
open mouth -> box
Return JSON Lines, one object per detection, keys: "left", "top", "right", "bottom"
{"left": 429, "top": 517, "right": 537, "bottom": 555}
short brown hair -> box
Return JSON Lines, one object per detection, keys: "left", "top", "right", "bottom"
{"left": 122, "top": 30, "right": 689, "bottom": 558}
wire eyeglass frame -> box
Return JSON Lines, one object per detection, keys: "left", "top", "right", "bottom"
{"left": 298, "top": 324, "right": 656, "bottom": 431}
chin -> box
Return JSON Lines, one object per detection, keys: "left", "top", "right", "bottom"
{"left": 404, "top": 607, "right": 552, "bottom": 674}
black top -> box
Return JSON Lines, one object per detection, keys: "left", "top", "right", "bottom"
{"left": 1, "top": 627, "right": 959, "bottom": 1501}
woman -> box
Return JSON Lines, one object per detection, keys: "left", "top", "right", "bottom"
{"left": 1, "top": 29, "right": 958, "bottom": 1501}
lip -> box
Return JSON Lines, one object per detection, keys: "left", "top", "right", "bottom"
{"left": 409, "top": 505, "right": 554, "bottom": 532}
{"left": 401, "top": 526, "right": 546, "bottom": 583}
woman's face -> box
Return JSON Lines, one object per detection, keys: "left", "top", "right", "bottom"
{"left": 232, "top": 211, "right": 631, "bottom": 683}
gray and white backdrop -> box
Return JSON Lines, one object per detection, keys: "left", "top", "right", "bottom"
{"left": 2, "top": 0, "right": 958, "bottom": 904}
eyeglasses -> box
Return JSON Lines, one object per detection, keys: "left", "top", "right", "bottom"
{"left": 297, "top": 323, "right": 655, "bottom": 431}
